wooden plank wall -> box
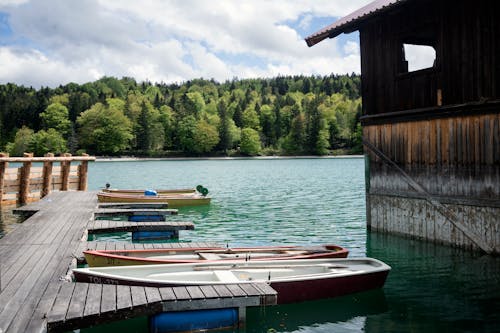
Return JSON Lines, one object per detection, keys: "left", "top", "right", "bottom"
{"left": 359, "top": 0, "right": 500, "bottom": 116}
{"left": 364, "top": 112, "right": 500, "bottom": 253}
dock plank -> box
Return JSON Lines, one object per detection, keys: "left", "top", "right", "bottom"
{"left": 1, "top": 191, "right": 277, "bottom": 333}
{"left": 116, "top": 285, "right": 132, "bottom": 309}
{"left": 47, "top": 282, "right": 75, "bottom": 324}
{"left": 83, "top": 283, "right": 102, "bottom": 317}
{"left": 130, "top": 286, "right": 148, "bottom": 307}
{"left": 101, "top": 284, "right": 117, "bottom": 313}
{"left": 66, "top": 283, "right": 89, "bottom": 320}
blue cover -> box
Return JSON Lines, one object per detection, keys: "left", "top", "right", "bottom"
{"left": 132, "top": 231, "right": 175, "bottom": 241}
{"left": 128, "top": 215, "right": 165, "bottom": 222}
{"left": 144, "top": 189, "right": 158, "bottom": 196}
{"left": 149, "top": 308, "right": 238, "bottom": 332}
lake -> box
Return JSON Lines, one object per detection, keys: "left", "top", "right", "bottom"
{"left": 2, "top": 157, "right": 500, "bottom": 332}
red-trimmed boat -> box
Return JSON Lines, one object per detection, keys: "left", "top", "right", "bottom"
{"left": 84, "top": 244, "right": 349, "bottom": 267}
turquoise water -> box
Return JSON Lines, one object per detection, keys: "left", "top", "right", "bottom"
{"left": 83, "top": 157, "right": 500, "bottom": 333}
{"left": 1, "top": 158, "right": 497, "bottom": 332}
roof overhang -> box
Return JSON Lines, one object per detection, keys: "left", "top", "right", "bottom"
{"left": 305, "top": 0, "right": 409, "bottom": 47}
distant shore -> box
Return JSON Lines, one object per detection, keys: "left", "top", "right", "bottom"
{"left": 94, "top": 155, "right": 364, "bottom": 162}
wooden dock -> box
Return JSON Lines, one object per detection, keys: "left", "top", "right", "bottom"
{"left": 0, "top": 191, "right": 277, "bottom": 333}
{"left": 87, "top": 220, "right": 194, "bottom": 234}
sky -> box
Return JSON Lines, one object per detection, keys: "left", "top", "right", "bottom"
{"left": 0, "top": 0, "right": 372, "bottom": 88}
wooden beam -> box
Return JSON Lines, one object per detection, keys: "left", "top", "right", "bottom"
{"left": 42, "top": 153, "right": 54, "bottom": 198}
{"left": 19, "top": 153, "right": 33, "bottom": 205}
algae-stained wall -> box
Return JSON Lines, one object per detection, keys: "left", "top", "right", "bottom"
{"left": 363, "top": 112, "right": 500, "bottom": 253}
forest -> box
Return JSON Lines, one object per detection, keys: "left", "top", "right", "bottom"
{"left": 0, "top": 74, "right": 362, "bottom": 157}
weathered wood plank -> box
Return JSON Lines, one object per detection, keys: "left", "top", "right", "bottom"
{"left": 83, "top": 283, "right": 102, "bottom": 317}
{"left": 47, "top": 282, "right": 75, "bottom": 323}
{"left": 130, "top": 286, "right": 147, "bottom": 307}
{"left": 100, "top": 284, "right": 117, "bottom": 313}
{"left": 116, "top": 285, "right": 132, "bottom": 309}
{"left": 66, "top": 283, "right": 89, "bottom": 321}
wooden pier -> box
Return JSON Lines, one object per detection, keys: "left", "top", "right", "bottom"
{"left": 0, "top": 191, "right": 277, "bottom": 333}
{"left": 87, "top": 220, "right": 194, "bottom": 236}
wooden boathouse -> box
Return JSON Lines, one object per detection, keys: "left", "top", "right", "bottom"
{"left": 306, "top": 0, "right": 499, "bottom": 254}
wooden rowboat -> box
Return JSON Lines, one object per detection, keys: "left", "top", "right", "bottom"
{"left": 102, "top": 188, "right": 196, "bottom": 195}
{"left": 84, "top": 244, "right": 349, "bottom": 267}
{"left": 96, "top": 191, "right": 211, "bottom": 208}
{"left": 72, "top": 258, "right": 391, "bottom": 304}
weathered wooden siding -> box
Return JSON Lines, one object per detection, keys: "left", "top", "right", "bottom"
{"left": 363, "top": 111, "right": 500, "bottom": 253}
{"left": 359, "top": 0, "right": 500, "bottom": 116}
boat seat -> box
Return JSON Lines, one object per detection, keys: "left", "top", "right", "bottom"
{"left": 198, "top": 253, "right": 221, "bottom": 260}
{"left": 214, "top": 270, "right": 240, "bottom": 282}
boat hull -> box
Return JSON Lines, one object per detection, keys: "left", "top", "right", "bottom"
{"left": 102, "top": 188, "right": 196, "bottom": 195}
{"left": 72, "top": 258, "right": 391, "bottom": 304}
{"left": 96, "top": 192, "right": 211, "bottom": 207}
{"left": 84, "top": 245, "right": 350, "bottom": 267}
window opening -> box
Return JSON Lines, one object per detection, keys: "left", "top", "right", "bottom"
{"left": 402, "top": 44, "right": 436, "bottom": 72}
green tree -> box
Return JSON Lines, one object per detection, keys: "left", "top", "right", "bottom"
{"left": 158, "top": 105, "right": 175, "bottom": 149}
{"left": 242, "top": 106, "right": 260, "bottom": 131}
{"left": 29, "top": 129, "right": 67, "bottom": 156}
{"left": 77, "top": 101, "right": 133, "bottom": 154}
{"left": 193, "top": 119, "right": 219, "bottom": 154}
{"left": 135, "top": 101, "right": 165, "bottom": 152}
{"left": 240, "top": 127, "right": 261, "bottom": 156}
{"left": 217, "top": 100, "right": 232, "bottom": 152}
{"left": 40, "top": 102, "right": 72, "bottom": 137}
{"left": 5, "top": 126, "right": 34, "bottom": 156}
{"left": 176, "top": 115, "right": 197, "bottom": 153}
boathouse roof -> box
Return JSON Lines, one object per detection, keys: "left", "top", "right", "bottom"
{"left": 305, "top": 0, "right": 408, "bottom": 47}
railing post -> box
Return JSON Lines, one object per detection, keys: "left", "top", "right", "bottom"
{"left": 60, "top": 153, "right": 71, "bottom": 191}
{"left": 0, "top": 152, "right": 8, "bottom": 203}
{"left": 42, "top": 153, "right": 54, "bottom": 198}
{"left": 78, "top": 153, "right": 89, "bottom": 191}
{"left": 19, "top": 152, "right": 33, "bottom": 205}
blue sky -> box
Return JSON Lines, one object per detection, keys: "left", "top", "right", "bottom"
{"left": 0, "top": 0, "right": 371, "bottom": 88}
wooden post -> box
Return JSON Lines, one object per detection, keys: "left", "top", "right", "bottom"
{"left": 0, "top": 152, "right": 8, "bottom": 203}
{"left": 60, "top": 153, "right": 71, "bottom": 191}
{"left": 41, "top": 153, "right": 54, "bottom": 198}
{"left": 19, "top": 152, "right": 33, "bottom": 205}
{"left": 78, "top": 153, "right": 89, "bottom": 191}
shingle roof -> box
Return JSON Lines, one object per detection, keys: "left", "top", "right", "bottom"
{"left": 305, "top": 0, "right": 409, "bottom": 47}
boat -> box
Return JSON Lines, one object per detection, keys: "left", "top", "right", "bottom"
{"left": 72, "top": 258, "right": 390, "bottom": 304}
{"left": 102, "top": 188, "right": 196, "bottom": 195}
{"left": 83, "top": 244, "right": 349, "bottom": 267}
{"left": 96, "top": 191, "right": 211, "bottom": 208}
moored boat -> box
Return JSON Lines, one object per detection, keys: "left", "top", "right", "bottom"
{"left": 72, "top": 258, "right": 391, "bottom": 304}
{"left": 84, "top": 244, "right": 349, "bottom": 267}
{"left": 96, "top": 191, "right": 211, "bottom": 207}
{"left": 102, "top": 188, "right": 196, "bottom": 195}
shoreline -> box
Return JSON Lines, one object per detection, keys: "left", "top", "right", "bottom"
{"left": 94, "top": 155, "right": 364, "bottom": 162}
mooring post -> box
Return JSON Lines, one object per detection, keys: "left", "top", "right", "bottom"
{"left": 0, "top": 152, "right": 8, "bottom": 203}
{"left": 238, "top": 306, "right": 246, "bottom": 328}
{"left": 19, "top": 152, "right": 33, "bottom": 205}
{"left": 60, "top": 153, "right": 71, "bottom": 191}
{"left": 41, "top": 153, "right": 54, "bottom": 198}
{"left": 78, "top": 153, "right": 89, "bottom": 191}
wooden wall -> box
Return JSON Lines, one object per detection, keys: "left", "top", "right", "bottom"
{"left": 363, "top": 110, "right": 500, "bottom": 253}
{"left": 359, "top": 0, "right": 500, "bottom": 116}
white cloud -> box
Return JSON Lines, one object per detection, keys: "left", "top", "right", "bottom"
{"left": 0, "top": 0, "right": 372, "bottom": 87}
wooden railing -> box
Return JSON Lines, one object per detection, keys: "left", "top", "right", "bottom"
{"left": 0, "top": 153, "right": 96, "bottom": 205}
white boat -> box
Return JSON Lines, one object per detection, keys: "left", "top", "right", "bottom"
{"left": 72, "top": 258, "right": 391, "bottom": 304}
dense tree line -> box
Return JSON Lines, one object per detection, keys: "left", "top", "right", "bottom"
{"left": 0, "top": 74, "right": 362, "bottom": 157}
